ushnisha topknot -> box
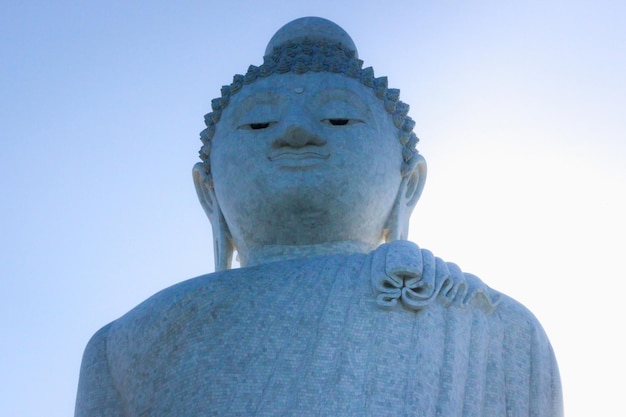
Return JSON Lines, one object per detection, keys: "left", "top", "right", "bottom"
{"left": 199, "top": 17, "right": 420, "bottom": 185}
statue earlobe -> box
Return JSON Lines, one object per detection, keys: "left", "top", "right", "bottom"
{"left": 192, "top": 163, "right": 234, "bottom": 271}
{"left": 385, "top": 154, "right": 427, "bottom": 243}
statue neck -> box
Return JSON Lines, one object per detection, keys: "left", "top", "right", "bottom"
{"left": 239, "top": 240, "right": 377, "bottom": 268}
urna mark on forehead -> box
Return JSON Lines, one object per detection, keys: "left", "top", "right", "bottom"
{"left": 199, "top": 16, "right": 421, "bottom": 180}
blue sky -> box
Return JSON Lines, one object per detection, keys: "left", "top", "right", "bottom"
{"left": 1, "top": 1, "right": 625, "bottom": 416}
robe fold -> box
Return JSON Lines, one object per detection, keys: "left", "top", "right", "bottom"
{"left": 75, "top": 242, "right": 562, "bottom": 416}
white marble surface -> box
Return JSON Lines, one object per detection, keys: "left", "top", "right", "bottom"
{"left": 76, "top": 243, "right": 561, "bottom": 416}
{"left": 75, "top": 17, "right": 562, "bottom": 416}
{"left": 196, "top": 72, "right": 421, "bottom": 267}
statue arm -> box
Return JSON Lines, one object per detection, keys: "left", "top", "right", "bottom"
{"left": 532, "top": 317, "right": 564, "bottom": 417}
{"left": 495, "top": 296, "right": 564, "bottom": 417}
{"left": 75, "top": 323, "right": 126, "bottom": 417}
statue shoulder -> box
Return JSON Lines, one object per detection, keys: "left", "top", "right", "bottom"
{"left": 488, "top": 292, "right": 563, "bottom": 416}
{"left": 371, "top": 240, "right": 501, "bottom": 313}
{"left": 109, "top": 269, "right": 237, "bottom": 336}
{"left": 75, "top": 322, "right": 124, "bottom": 416}
{"left": 83, "top": 272, "right": 233, "bottom": 364}
{"left": 370, "top": 240, "right": 552, "bottom": 326}
{"left": 492, "top": 291, "right": 556, "bottom": 344}
{"left": 75, "top": 268, "right": 257, "bottom": 415}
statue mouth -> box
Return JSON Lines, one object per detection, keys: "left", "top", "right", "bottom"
{"left": 268, "top": 150, "right": 330, "bottom": 161}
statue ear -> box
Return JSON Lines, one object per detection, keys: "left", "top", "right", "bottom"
{"left": 384, "top": 154, "right": 427, "bottom": 242}
{"left": 192, "top": 163, "right": 234, "bottom": 271}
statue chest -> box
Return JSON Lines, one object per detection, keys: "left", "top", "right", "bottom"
{"left": 109, "top": 265, "right": 513, "bottom": 416}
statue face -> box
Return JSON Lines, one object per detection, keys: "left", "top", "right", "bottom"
{"left": 209, "top": 72, "right": 404, "bottom": 257}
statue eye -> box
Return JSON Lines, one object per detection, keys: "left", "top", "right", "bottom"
{"left": 323, "top": 118, "right": 363, "bottom": 126}
{"left": 239, "top": 122, "right": 275, "bottom": 130}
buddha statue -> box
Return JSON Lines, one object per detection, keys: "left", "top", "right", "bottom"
{"left": 75, "top": 17, "right": 563, "bottom": 417}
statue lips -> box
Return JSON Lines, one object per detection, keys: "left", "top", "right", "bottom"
{"left": 268, "top": 148, "right": 330, "bottom": 168}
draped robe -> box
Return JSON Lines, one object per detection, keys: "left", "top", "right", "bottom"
{"left": 75, "top": 241, "right": 563, "bottom": 416}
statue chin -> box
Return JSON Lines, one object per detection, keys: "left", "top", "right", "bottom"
{"left": 222, "top": 191, "right": 392, "bottom": 267}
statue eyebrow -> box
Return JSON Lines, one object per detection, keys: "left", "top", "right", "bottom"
{"left": 227, "top": 90, "right": 283, "bottom": 126}
{"left": 235, "top": 90, "right": 283, "bottom": 112}
{"left": 314, "top": 88, "right": 372, "bottom": 118}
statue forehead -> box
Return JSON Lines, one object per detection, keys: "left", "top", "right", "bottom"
{"left": 220, "top": 73, "right": 380, "bottom": 120}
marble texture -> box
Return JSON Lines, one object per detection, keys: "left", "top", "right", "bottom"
{"left": 75, "top": 17, "right": 563, "bottom": 416}
{"left": 194, "top": 16, "right": 424, "bottom": 271}
{"left": 76, "top": 242, "right": 562, "bottom": 416}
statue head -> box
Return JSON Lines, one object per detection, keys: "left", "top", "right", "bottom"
{"left": 193, "top": 17, "right": 427, "bottom": 270}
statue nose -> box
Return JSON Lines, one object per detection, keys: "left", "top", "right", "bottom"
{"left": 273, "top": 124, "right": 327, "bottom": 149}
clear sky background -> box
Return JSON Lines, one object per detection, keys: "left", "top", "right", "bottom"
{"left": 1, "top": 1, "right": 624, "bottom": 416}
